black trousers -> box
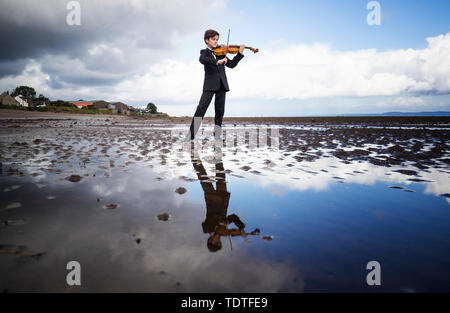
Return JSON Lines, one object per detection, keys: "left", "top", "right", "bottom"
{"left": 189, "top": 80, "right": 227, "bottom": 139}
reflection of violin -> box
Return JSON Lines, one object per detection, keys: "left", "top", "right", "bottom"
{"left": 213, "top": 45, "right": 259, "bottom": 56}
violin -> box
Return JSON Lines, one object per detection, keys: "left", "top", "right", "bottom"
{"left": 213, "top": 29, "right": 259, "bottom": 56}
{"left": 213, "top": 45, "right": 259, "bottom": 56}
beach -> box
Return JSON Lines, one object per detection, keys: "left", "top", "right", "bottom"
{"left": 1, "top": 109, "right": 449, "bottom": 292}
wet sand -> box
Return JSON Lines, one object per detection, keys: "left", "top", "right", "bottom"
{"left": 2, "top": 109, "right": 448, "bottom": 169}
{"left": 0, "top": 109, "right": 449, "bottom": 292}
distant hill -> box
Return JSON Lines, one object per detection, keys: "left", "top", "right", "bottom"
{"left": 332, "top": 111, "right": 450, "bottom": 117}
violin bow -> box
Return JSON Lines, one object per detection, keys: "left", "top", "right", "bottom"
{"left": 226, "top": 29, "right": 259, "bottom": 53}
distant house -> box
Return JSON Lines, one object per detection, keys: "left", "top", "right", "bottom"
{"left": 0, "top": 92, "right": 17, "bottom": 105}
{"left": 92, "top": 100, "right": 109, "bottom": 109}
{"left": 71, "top": 101, "right": 94, "bottom": 109}
{"left": 14, "top": 95, "right": 29, "bottom": 107}
{"left": 109, "top": 102, "right": 129, "bottom": 114}
{"left": 71, "top": 100, "right": 111, "bottom": 109}
{"left": 34, "top": 100, "right": 48, "bottom": 107}
{"left": 68, "top": 100, "right": 129, "bottom": 114}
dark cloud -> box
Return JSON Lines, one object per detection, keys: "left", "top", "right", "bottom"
{"left": 47, "top": 76, "right": 64, "bottom": 90}
{"left": 0, "top": 22, "right": 83, "bottom": 61}
{"left": 0, "top": 58, "right": 31, "bottom": 77}
{"left": 0, "top": 0, "right": 215, "bottom": 87}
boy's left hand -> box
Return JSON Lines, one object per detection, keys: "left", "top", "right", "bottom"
{"left": 239, "top": 44, "right": 245, "bottom": 54}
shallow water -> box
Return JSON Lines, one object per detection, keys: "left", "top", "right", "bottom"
{"left": 0, "top": 116, "right": 449, "bottom": 292}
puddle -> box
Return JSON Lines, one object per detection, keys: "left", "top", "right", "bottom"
{"left": 0, "top": 115, "right": 449, "bottom": 292}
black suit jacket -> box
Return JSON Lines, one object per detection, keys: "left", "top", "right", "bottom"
{"left": 199, "top": 46, "right": 244, "bottom": 92}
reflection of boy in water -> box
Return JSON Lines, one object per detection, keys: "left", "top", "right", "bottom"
{"left": 191, "top": 155, "right": 247, "bottom": 252}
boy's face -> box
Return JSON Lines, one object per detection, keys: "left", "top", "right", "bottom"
{"left": 205, "top": 35, "right": 219, "bottom": 48}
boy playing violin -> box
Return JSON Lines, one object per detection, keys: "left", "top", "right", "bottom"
{"left": 187, "top": 29, "right": 245, "bottom": 141}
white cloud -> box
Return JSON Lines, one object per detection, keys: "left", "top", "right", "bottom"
{"left": 375, "top": 96, "right": 428, "bottom": 109}
{"left": 2, "top": 3, "right": 450, "bottom": 111}
{"left": 393, "top": 96, "right": 425, "bottom": 106}
{"left": 105, "top": 32, "right": 450, "bottom": 103}
{"left": 230, "top": 32, "right": 450, "bottom": 100}
{"left": 0, "top": 61, "right": 50, "bottom": 94}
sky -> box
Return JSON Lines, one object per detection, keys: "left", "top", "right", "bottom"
{"left": 0, "top": 0, "right": 449, "bottom": 117}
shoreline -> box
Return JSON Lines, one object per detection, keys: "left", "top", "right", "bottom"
{"left": 1, "top": 108, "right": 449, "bottom": 125}
{"left": 0, "top": 109, "right": 450, "bottom": 126}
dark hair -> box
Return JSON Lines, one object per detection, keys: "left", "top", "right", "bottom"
{"left": 204, "top": 29, "right": 219, "bottom": 44}
{"left": 207, "top": 236, "right": 222, "bottom": 252}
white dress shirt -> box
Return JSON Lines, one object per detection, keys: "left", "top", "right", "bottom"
{"left": 207, "top": 46, "right": 217, "bottom": 60}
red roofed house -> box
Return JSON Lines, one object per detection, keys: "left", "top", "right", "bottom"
{"left": 71, "top": 101, "right": 94, "bottom": 109}
{"left": 70, "top": 100, "right": 130, "bottom": 114}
